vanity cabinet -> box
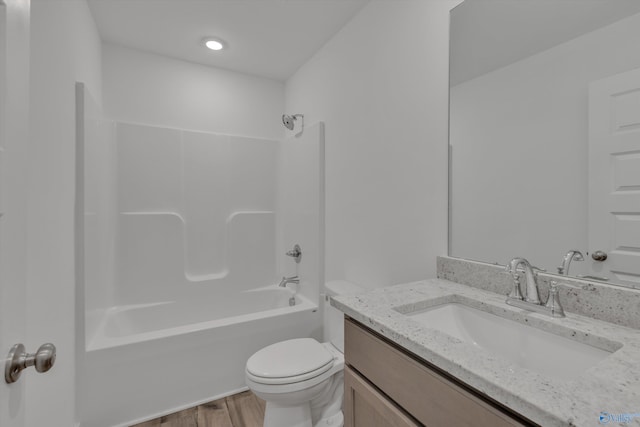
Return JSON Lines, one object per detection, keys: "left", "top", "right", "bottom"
{"left": 344, "top": 317, "right": 534, "bottom": 427}
{"left": 344, "top": 365, "right": 419, "bottom": 427}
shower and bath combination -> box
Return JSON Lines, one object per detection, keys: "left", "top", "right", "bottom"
{"left": 282, "top": 113, "right": 304, "bottom": 137}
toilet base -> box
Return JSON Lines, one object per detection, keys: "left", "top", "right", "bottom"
{"left": 315, "top": 411, "right": 344, "bottom": 427}
{"left": 262, "top": 403, "right": 343, "bottom": 427}
{"left": 263, "top": 401, "right": 312, "bottom": 427}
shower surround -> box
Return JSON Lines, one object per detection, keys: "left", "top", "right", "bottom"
{"left": 79, "top": 86, "right": 324, "bottom": 426}
{"left": 95, "top": 122, "right": 280, "bottom": 315}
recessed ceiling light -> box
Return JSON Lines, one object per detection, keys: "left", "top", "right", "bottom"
{"left": 204, "top": 38, "right": 226, "bottom": 51}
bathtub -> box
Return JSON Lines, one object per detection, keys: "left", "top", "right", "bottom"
{"left": 80, "top": 286, "right": 320, "bottom": 427}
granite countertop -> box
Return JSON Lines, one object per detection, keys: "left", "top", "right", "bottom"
{"left": 331, "top": 279, "right": 640, "bottom": 427}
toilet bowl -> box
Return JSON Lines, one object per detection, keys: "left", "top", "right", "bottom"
{"left": 245, "top": 280, "right": 362, "bottom": 427}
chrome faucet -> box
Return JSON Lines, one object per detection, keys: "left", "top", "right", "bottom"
{"left": 505, "top": 257, "right": 541, "bottom": 303}
{"left": 278, "top": 275, "right": 299, "bottom": 287}
{"left": 505, "top": 257, "right": 565, "bottom": 318}
{"left": 557, "top": 250, "right": 584, "bottom": 275}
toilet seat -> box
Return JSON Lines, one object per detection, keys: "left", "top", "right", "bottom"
{"left": 247, "top": 360, "right": 333, "bottom": 385}
{"left": 246, "top": 338, "right": 335, "bottom": 386}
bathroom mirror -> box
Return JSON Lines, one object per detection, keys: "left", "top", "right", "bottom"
{"left": 449, "top": 0, "right": 640, "bottom": 289}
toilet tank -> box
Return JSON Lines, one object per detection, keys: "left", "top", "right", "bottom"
{"left": 324, "top": 280, "right": 364, "bottom": 353}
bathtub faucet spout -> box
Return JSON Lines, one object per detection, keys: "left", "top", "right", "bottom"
{"left": 279, "top": 275, "right": 300, "bottom": 287}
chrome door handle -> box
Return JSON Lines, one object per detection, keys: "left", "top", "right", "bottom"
{"left": 5, "top": 343, "right": 56, "bottom": 384}
{"left": 591, "top": 250, "right": 608, "bottom": 261}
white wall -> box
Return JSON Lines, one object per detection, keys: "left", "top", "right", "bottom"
{"left": 285, "top": 0, "right": 455, "bottom": 289}
{"left": 102, "top": 43, "right": 285, "bottom": 140}
{"left": 28, "top": 0, "right": 102, "bottom": 425}
{"left": 277, "top": 123, "right": 325, "bottom": 304}
{"left": 450, "top": 11, "right": 640, "bottom": 272}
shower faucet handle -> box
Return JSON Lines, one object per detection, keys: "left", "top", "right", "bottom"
{"left": 285, "top": 244, "right": 302, "bottom": 263}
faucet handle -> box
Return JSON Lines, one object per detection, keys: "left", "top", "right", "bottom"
{"left": 544, "top": 281, "right": 565, "bottom": 318}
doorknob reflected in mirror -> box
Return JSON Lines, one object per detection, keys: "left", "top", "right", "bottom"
{"left": 4, "top": 343, "right": 56, "bottom": 384}
{"left": 285, "top": 244, "right": 302, "bottom": 263}
{"left": 592, "top": 251, "right": 608, "bottom": 262}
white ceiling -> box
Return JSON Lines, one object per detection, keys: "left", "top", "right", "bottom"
{"left": 87, "top": 0, "right": 369, "bottom": 82}
{"left": 450, "top": 0, "right": 640, "bottom": 86}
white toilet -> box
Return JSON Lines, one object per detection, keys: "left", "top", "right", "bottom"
{"left": 245, "top": 280, "right": 362, "bottom": 427}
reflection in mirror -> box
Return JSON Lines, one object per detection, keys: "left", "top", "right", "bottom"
{"left": 449, "top": 0, "right": 640, "bottom": 289}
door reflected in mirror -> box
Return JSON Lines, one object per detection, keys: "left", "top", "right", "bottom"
{"left": 449, "top": 0, "right": 640, "bottom": 289}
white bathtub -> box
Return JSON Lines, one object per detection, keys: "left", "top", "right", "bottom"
{"left": 87, "top": 287, "right": 309, "bottom": 351}
{"left": 80, "top": 287, "right": 320, "bottom": 427}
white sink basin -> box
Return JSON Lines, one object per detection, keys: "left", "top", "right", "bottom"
{"left": 404, "top": 303, "right": 614, "bottom": 381}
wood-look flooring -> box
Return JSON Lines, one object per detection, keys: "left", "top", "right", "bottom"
{"left": 132, "top": 390, "right": 266, "bottom": 427}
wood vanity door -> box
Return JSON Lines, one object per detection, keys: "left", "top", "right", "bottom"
{"left": 344, "top": 365, "right": 420, "bottom": 427}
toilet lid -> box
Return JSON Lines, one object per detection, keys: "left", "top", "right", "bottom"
{"left": 246, "top": 338, "right": 334, "bottom": 381}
